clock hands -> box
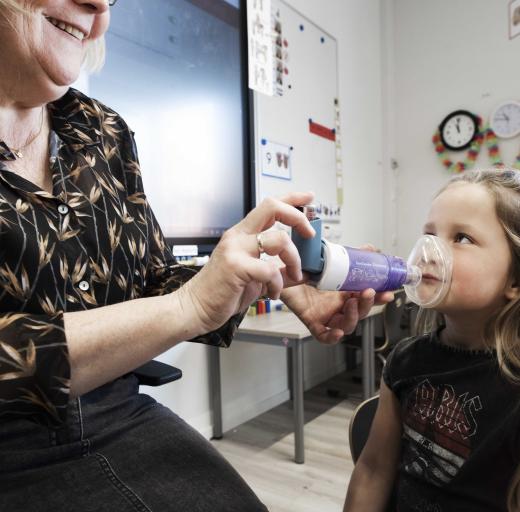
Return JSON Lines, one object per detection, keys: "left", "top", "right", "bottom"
{"left": 495, "top": 111, "right": 511, "bottom": 123}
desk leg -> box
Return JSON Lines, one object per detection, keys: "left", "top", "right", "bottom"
{"left": 292, "top": 340, "right": 305, "bottom": 464}
{"left": 362, "top": 317, "right": 376, "bottom": 400}
{"left": 368, "top": 318, "right": 376, "bottom": 396}
{"left": 209, "top": 346, "right": 223, "bottom": 439}
{"left": 287, "top": 347, "right": 293, "bottom": 402}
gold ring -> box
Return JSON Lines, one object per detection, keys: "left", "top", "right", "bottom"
{"left": 256, "top": 233, "right": 265, "bottom": 256}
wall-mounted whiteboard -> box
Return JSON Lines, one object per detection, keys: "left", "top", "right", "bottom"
{"left": 253, "top": 0, "right": 342, "bottom": 225}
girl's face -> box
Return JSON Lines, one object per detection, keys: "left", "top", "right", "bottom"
{"left": 423, "top": 182, "right": 518, "bottom": 316}
{"left": 0, "top": 0, "right": 109, "bottom": 101}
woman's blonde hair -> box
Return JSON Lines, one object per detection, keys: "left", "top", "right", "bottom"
{"left": 0, "top": 0, "right": 105, "bottom": 72}
{"left": 413, "top": 167, "right": 520, "bottom": 511}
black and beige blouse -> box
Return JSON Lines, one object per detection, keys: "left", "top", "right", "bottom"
{"left": 0, "top": 88, "right": 239, "bottom": 427}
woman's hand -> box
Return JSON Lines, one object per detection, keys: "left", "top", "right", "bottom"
{"left": 178, "top": 192, "right": 315, "bottom": 335}
{"left": 280, "top": 285, "right": 394, "bottom": 344}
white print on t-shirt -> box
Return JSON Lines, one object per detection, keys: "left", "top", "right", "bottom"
{"left": 400, "top": 379, "right": 483, "bottom": 486}
{"left": 411, "top": 379, "right": 482, "bottom": 439}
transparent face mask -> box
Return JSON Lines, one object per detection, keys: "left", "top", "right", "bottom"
{"left": 404, "top": 235, "right": 453, "bottom": 308}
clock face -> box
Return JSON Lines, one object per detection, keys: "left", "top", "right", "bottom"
{"left": 490, "top": 101, "right": 520, "bottom": 139}
{"left": 440, "top": 111, "right": 478, "bottom": 151}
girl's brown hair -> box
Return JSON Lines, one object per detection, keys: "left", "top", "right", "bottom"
{"left": 414, "top": 168, "right": 520, "bottom": 511}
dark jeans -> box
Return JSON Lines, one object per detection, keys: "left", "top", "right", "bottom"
{"left": 0, "top": 375, "right": 268, "bottom": 512}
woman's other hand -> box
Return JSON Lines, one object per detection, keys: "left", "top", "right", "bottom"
{"left": 280, "top": 285, "right": 394, "bottom": 344}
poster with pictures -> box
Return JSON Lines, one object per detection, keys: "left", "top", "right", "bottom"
{"left": 260, "top": 139, "right": 292, "bottom": 180}
{"left": 247, "top": 0, "right": 274, "bottom": 95}
{"left": 510, "top": 0, "right": 520, "bottom": 40}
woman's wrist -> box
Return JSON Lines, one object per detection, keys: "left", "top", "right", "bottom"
{"left": 164, "top": 281, "right": 207, "bottom": 342}
{"left": 279, "top": 287, "right": 292, "bottom": 305}
{"left": 280, "top": 283, "right": 305, "bottom": 305}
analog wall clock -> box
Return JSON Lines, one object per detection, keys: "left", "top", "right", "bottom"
{"left": 439, "top": 110, "right": 479, "bottom": 151}
{"left": 489, "top": 101, "right": 520, "bottom": 139}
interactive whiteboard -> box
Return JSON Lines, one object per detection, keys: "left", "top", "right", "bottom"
{"left": 253, "top": 0, "right": 342, "bottom": 227}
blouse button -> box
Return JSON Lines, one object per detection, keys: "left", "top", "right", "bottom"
{"left": 58, "top": 204, "right": 69, "bottom": 215}
{"left": 78, "top": 280, "right": 90, "bottom": 291}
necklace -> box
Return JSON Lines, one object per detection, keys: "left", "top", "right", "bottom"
{"left": 484, "top": 124, "right": 520, "bottom": 170}
{"left": 8, "top": 107, "right": 45, "bottom": 159}
{"left": 432, "top": 116, "right": 484, "bottom": 173}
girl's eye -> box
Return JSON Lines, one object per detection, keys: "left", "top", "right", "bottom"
{"left": 455, "top": 233, "right": 473, "bottom": 244}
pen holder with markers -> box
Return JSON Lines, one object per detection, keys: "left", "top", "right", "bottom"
{"left": 247, "top": 298, "right": 287, "bottom": 316}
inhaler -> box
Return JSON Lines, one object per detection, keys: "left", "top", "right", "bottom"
{"left": 292, "top": 206, "right": 453, "bottom": 308}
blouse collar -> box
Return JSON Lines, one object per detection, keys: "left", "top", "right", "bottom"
{"left": 0, "top": 87, "right": 102, "bottom": 162}
{"left": 48, "top": 87, "right": 103, "bottom": 153}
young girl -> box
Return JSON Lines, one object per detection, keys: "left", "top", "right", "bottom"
{"left": 344, "top": 168, "right": 520, "bottom": 512}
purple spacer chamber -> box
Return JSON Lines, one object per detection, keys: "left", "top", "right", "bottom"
{"left": 339, "top": 248, "right": 408, "bottom": 292}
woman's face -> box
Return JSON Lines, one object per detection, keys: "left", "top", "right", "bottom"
{"left": 1, "top": 0, "right": 110, "bottom": 100}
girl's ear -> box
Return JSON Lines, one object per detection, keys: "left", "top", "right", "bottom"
{"left": 505, "top": 278, "right": 520, "bottom": 301}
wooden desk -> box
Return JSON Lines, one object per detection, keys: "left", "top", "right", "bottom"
{"left": 209, "top": 306, "right": 384, "bottom": 464}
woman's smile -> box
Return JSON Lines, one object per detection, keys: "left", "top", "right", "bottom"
{"left": 44, "top": 15, "right": 88, "bottom": 42}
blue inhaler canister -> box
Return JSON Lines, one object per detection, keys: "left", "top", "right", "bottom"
{"left": 291, "top": 205, "right": 324, "bottom": 273}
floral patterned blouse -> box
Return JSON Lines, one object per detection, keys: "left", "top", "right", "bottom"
{"left": 0, "top": 88, "right": 240, "bottom": 427}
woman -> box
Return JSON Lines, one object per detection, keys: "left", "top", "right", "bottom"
{"left": 0, "top": 1, "right": 391, "bottom": 510}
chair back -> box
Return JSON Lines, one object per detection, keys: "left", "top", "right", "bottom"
{"left": 348, "top": 395, "right": 396, "bottom": 511}
{"left": 348, "top": 395, "right": 379, "bottom": 463}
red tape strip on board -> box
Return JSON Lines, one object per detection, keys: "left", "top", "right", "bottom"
{"left": 309, "top": 119, "right": 336, "bottom": 141}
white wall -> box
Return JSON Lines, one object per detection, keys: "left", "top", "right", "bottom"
{"left": 388, "top": 0, "right": 520, "bottom": 258}
{"left": 145, "top": 0, "right": 385, "bottom": 437}
{"left": 284, "top": 0, "right": 384, "bottom": 250}
{"left": 147, "top": 0, "right": 520, "bottom": 439}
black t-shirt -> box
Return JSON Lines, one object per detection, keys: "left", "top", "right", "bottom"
{"left": 383, "top": 330, "right": 520, "bottom": 512}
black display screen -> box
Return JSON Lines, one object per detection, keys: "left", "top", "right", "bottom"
{"left": 89, "top": 0, "right": 252, "bottom": 251}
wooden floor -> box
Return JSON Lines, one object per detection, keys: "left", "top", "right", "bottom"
{"left": 211, "top": 373, "right": 366, "bottom": 512}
